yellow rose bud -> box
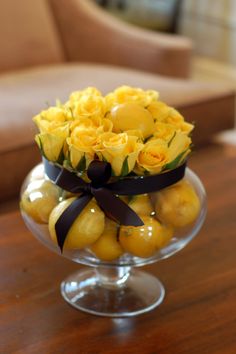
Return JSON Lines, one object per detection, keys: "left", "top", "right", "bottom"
{"left": 94, "top": 132, "right": 143, "bottom": 176}
{"left": 67, "top": 127, "right": 99, "bottom": 170}
{"left": 137, "top": 139, "right": 169, "bottom": 174}
{"left": 35, "top": 122, "right": 69, "bottom": 162}
{"left": 146, "top": 90, "right": 159, "bottom": 103}
{"left": 70, "top": 117, "right": 96, "bottom": 132}
{"left": 179, "top": 121, "right": 194, "bottom": 135}
{"left": 33, "top": 107, "right": 68, "bottom": 131}
{"left": 125, "top": 129, "right": 144, "bottom": 141}
{"left": 168, "top": 132, "right": 191, "bottom": 163}
{"left": 153, "top": 122, "right": 177, "bottom": 142}
{"left": 165, "top": 108, "right": 184, "bottom": 126}
{"left": 73, "top": 94, "right": 105, "bottom": 120}
{"left": 97, "top": 118, "right": 113, "bottom": 133}
{"left": 147, "top": 101, "right": 171, "bottom": 121}
{"left": 105, "top": 86, "right": 159, "bottom": 111}
{"left": 69, "top": 87, "right": 102, "bottom": 103}
{"left": 149, "top": 104, "right": 194, "bottom": 136}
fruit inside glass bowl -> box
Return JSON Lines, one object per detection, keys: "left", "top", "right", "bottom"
{"left": 20, "top": 163, "right": 206, "bottom": 266}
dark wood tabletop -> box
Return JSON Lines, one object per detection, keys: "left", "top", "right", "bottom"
{"left": 1, "top": 143, "right": 236, "bottom": 354}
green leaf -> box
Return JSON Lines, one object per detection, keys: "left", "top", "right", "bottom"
{"left": 120, "top": 156, "right": 129, "bottom": 177}
{"left": 102, "top": 155, "right": 108, "bottom": 163}
{"left": 35, "top": 135, "right": 46, "bottom": 158}
{"left": 57, "top": 146, "right": 65, "bottom": 165}
{"left": 64, "top": 150, "right": 73, "bottom": 170}
{"left": 68, "top": 107, "right": 75, "bottom": 119}
{"left": 163, "top": 149, "right": 188, "bottom": 171}
{"left": 76, "top": 154, "right": 86, "bottom": 172}
{"left": 144, "top": 134, "right": 153, "bottom": 143}
{"left": 167, "top": 131, "right": 176, "bottom": 147}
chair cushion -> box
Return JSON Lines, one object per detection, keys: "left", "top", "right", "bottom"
{"left": 0, "top": 63, "right": 235, "bottom": 201}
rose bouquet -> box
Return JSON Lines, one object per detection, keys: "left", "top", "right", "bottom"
{"left": 21, "top": 85, "right": 200, "bottom": 260}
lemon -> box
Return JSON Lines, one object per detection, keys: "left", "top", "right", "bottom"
{"left": 103, "top": 218, "right": 119, "bottom": 232}
{"left": 90, "top": 219, "right": 124, "bottom": 261}
{"left": 49, "top": 198, "right": 105, "bottom": 250}
{"left": 20, "top": 179, "right": 60, "bottom": 224}
{"left": 154, "top": 180, "right": 200, "bottom": 228}
{"left": 129, "top": 194, "right": 153, "bottom": 216}
{"left": 155, "top": 224, "right": 174, "bottom": 249}
{"left": 110, "top": 102, "right": 155, "bottom": 139}
{"left": 119, "top": 216, "right": 162, "bottom": 258}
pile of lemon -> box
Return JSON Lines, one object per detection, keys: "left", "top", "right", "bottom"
{"left": 21, "top": 176, "right": 200, "bottom": 260}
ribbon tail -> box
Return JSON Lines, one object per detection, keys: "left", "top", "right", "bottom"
{"left": 92, "top": 188, "right": 144, "bottom": 227}
{"left": 43, "top": 157, "right": 87, "bottom": 193}
{"left": 55, "top": 193, "right": 93, "bottom": 252}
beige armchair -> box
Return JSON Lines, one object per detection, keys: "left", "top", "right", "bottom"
{"left": 49, "top": 0, "right": 193, "bottom": 78}
{"left": 0, "top": 0, "right": 192, "bottom": 78}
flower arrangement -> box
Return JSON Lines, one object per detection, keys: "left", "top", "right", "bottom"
{"left": 33, "top": 86, "right": 193, "bottom": 177}
{"left": 21, "top": 86, "right": 200, "bottom": 260}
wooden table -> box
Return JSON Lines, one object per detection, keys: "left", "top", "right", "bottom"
{"left": 1, "top": 143, "right": 236, "bottom": 354}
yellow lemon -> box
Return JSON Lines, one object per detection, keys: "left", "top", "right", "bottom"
{"left": 110, "top": 102, "right": 155, "bottom": 139}
{"left": 49, "top": 198, "right": 105, "bottom": 250}
{"left": 128, "top": 194, "right": 153, "bottom": 216}
{"left": 119, "top": 216, "right": 161, "bottom": 258}
{"left": 155, "top": 224, "right": 174, "bottom": 249}
{"left": 90, "top": 219, "right": 124, "bottom": 261}
{"left": 20, "top": 180, "right": 60, "bottom": 224}
{"left": 154, "top": 180, "right": 200, "bottom": 228}
{"left": 92, "top": 231, "right": 123, "bottom": 261}
{"left": 102, "top": 218, "right": 118, "bottom": 232}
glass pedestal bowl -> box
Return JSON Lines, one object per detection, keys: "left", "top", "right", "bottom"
{"left": 20, "top": 163, "right": 206, "bottom": 317}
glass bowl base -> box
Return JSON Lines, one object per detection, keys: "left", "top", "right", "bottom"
{"left": 61, "top": 267, "right": 165, "bottom": 317}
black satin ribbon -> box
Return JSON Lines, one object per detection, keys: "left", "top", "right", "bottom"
{"left": 43, "top": 158, "right": 186, "bottom": 251}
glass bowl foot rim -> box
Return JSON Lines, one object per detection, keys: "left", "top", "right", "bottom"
{"left": 61, "top": 267, "right": 165, "bottom": 317}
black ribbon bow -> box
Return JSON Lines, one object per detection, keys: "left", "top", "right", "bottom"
{"left": 44, "top": 158, "right": 186, "bottom": 251}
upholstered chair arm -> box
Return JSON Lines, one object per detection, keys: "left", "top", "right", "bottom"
{"left": 50, "top": 0, "right": 193, "bottom": 78}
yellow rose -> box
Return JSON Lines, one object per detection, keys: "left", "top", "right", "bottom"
{"left": 149, "top": 104, "right": 194, "bottom": 135}
{"left": 105, "top": 86, "right": 159, "bottom": 111}
{"left": 153, "top": 122, "right": 177, "bottom": 142}
{"left": 146, "top": 90, "right": 159, "bottom": 103}
{"left": 97, "top": 118, "right": 113, "bottom": 133}
{"left": 137, "top": 139, "right": 169, "bottom": 174}
{"left": 70, "top": 117, "right": 113, "bottom": 133}
{"left": 179, "top": 121, "right": 194, "bottom": 135}
{"left": 69, "top": 87, "right": 102, "bottom": 103}
{"left": 165, "top": 108, "right": 194, "bottom": 135}
{"left": 168, "top": 131, "right": 191, "bottom": 163}
{"left": 72, "top": 94, "right": 105, "bottom": 120}
{"left": 125, "top": 129, "right": 144, "bottom": 141}
{"left": 33, "top": 107, "right": 68, "bottom": 131}
{"left": 70, "top": 117, "right": 97, "bottom": 131}
{"left": 147, "top": 101, "right": 171, "bottom": 121}
{"left": 35, "top": 122, "right": 69, "bottom": 162}
{"left": 94, "top": 132, "right": 143, "bottom": 176}
{"left": 67, "top": 127, "right": 99, "bottom": 170}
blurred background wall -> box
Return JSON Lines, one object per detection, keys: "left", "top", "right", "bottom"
{"left": 180, "top": 0, "right": 236, "bottom": 66}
